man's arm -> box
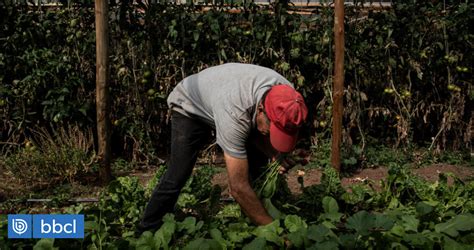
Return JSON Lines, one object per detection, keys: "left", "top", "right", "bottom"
{"left": 224, "top": 152, "right": 273, "bottom": 225}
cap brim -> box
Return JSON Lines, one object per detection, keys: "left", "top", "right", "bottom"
{"left": 269, "top": 122, "right": 298, "bottom": 153}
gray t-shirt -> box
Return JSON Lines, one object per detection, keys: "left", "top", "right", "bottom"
{"left": 167, "top": 63, "right": 292, "bottom": 159}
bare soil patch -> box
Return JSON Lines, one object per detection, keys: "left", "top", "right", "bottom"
{"left": 412, "top": 164, "right": 474, "bottom": 183}
{"left": 2, "top": 161, "right": 472, "bottom": 204}
{"left": 212, "top": 164, "right": 474, "bottom": 196}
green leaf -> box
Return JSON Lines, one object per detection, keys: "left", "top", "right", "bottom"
{"left": 374, "top": 213, "right": 395, "bottom": 230}
{"left": 284, "top": 214, "right": 307, "bottom": 233}
{"left": 243, "top": 237, "right": 267, "bottom": 250}
{"left": 309, "top": 240, "right": 339, "bottom": 250}
{"left": 322, "top": 196, "right": 339, "bottom": 214}
{"left": 87, "top": 243, "right": 99, "bottom": 250}
{"left": 342, "top": 157, "right": 357, "bottom": 166}
{"left": 346, "top": 211, "right": 375, "bottom": 236}
{"left": 163, "top": 213, "right": 175, "bottom": 223}
{"left": 403, "top": 233, "right": 432, "bottom": 248}
{"left": 154, "top": 220, "right": 176, "bottom": 249}
{"left": 217, "top": 204, "right": 241, "bottom": 219}
{"left": 339, "top": 234, "right": 357, "bottom": 249}
{"left": 136, "top": 231, "right": 155, "bottom": 249}
{"left": 193, "top": 30, "right": 200, "bottom": 41}
{"left": 321, "top": 221, "right": 337, "bottom": 230}
{"left": 79, "top": 107, "right": 87, "bottom": 116}
{"left": 443, "top": 236, "right": 471, "bottom": 250}
{"left": 287, "top": 227, "right": 308, "bottom": 248}
{"left": 401, "top": 215, "right": 419, "bottom": 233}
{"left": 435, "top": 214, "right": 474, "bottom": 237}
{"left": 177, "top": 193, "right": 198, "bottom": 208}
{"left": 390, "top": 225, "right": 405, "bottom": 237}
{"left": 227, "top": 222, "right": 252, "bottom": 243}
{"left": 253, "top": 220, "right": 284, "bottom": 245}
{"left": 210, "top": 22, "right": 219, "bottom": 34}
{"left": 307, "top": 224, "right": 330, "bottom": 242}
{"left": 122, "top": 230, "right": 135, "bottom": 238}
{"left": 376, "top": 35, "right": 383, "bottom": 46}
{"left": 263, "top": 198, "right": 283, "bottom": 220}
{"left": 388, "top": 197, "right": 400, "bottom": 209}
{"left": 210, "top": 228, "right": 229, "bottom": 248}
{"left": 319, "top": 212, "right": 343, "bottom": 223}
{"left": 422, "top": 231, "right": 444, "bottom": 243}
{"left": 184, "top": 238, "right": 221, "bottom": 250}
{"left": 84, "top": 220, "right": 100, "bottom": 231}
{"left": 319, "top": 196, "right": 342, "bottom": 223}
{"left": 416, "top": 201, "right": 435, "bottom": 216}
{"left": 390, "top": 242, "right": 409, "bottom": 250}
{"left": 220, "top": 49, "right": 227, "bottom": 61}
{"left": 389, "top": 57, "right": 397, "bottom": 67}
{"left": 34, "top": 238, "right": 57, "bottom": 250}
{"left": 179, "top": 216, "right": 197, "bottom": 234}
{"left": 265, "top": 31, "right": 273, "bottom": 43}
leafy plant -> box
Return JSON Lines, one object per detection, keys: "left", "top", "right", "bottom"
{"left": 98, "top": 176, "right": 146, "bottom": 236}
{"left": 254, "top": 160, "right": 281, "bottom": 199}
{"left": 2, "top": 161, "right": 473, "bottom": 249}
{"left": 297, "top": 167, "right": 345, "bottom": 220}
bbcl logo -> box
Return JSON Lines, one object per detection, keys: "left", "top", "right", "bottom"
{"left": 8, "top": 215, "right": 32, "bottom": 238}
{"left": 40, "top": 218, "right": 79, "bottom": 234}
{"left": 8, "top": 214, "right": 84, "bottom": 239}
{"left": 12, "top": 218, "right": 29, "bottom": 235}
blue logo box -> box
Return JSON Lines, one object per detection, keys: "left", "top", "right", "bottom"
{"left": 8, "top": 214, "right": 32, "bottom": 239}
{"left": 8, "top": 214, "right": 84, "bottom": 239}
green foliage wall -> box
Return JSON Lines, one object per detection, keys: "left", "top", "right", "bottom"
{"left": 1, "top": 2, "right": 472, "bottom": 160}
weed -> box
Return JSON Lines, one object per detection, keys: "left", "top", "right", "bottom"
{"left": 98, "top": 176, "right": 146, "bottom": 237}
{"left": 363, "top": 144, "right": 409, "bottom": 167}
{"left": 0, "top": 126, "right": 94, "bottom": 188}
{"left": 307, "top": 139, "right": 332, "bottom": 169}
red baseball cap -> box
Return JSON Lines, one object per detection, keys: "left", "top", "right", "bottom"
{"left": 264, "top": 84, "right": 308, "bottom": 153}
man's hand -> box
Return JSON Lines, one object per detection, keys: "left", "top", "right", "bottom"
{"left": 275, "top": 149, "right": 311, "bottom": 175}
{"left": 224, "top": 152, "right": 273, "bottom": 226}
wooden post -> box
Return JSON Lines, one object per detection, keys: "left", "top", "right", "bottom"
{"left": 331, "top": 0, "right": 345, "bottom": 172}
{"left": 95, "top": 0, "right": 112, "bottom": 183}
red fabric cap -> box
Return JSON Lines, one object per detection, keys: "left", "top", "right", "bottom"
{"left": 264, "top": 84, "right": 308, "bottom": 153}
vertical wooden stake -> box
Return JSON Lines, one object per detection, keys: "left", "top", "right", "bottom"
{"left": 331, "top": 0, "right": 345, "bottom": 173}
{"left": 95, "top": 0, "right": 112, "bottom": 183}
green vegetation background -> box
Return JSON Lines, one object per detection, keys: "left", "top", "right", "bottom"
{"left": 1, "top": 1, "right": 472, "bottom": 164}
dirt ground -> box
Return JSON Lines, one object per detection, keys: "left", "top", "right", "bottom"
{"left": 211, "top": 163, "right": 474, "bottom": 197}
{"left": 1, "top": 162, "right": 473, "bottom": 203}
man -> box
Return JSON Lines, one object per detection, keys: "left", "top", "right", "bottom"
{"left": 138, "top": 63, "right": 308, "bottom": 233}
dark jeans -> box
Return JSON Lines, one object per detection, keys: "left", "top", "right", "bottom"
{"left": 137, "top": 111, "right": 268, "bottom": 233}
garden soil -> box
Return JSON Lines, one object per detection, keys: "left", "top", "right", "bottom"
{"left": 211, "top": 163, "right": 474, "bottom": 198}
{"left": 1, "top": 160, "right": 473, "bottom": 203}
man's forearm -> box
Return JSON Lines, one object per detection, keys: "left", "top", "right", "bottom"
{"left": 231, "top": 183, "right": 273, "bottom": 225}
{"left": 224, "top": 153, "right": 273, "bottom": 225}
